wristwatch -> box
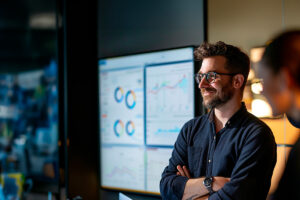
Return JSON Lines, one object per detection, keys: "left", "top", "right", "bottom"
{"left": 203, "top": 177, "right": 214, "bottom": 194}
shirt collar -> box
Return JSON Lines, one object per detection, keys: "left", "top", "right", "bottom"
{"left": 208, "top": 102, "right": 247, "bottom": 127}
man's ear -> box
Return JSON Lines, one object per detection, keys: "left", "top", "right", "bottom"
{"left": 232, "top": 74, "right": 244, "bottom": 89}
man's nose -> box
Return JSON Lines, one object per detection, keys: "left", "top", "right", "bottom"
{"left": 198, "top": 77, "right": 209, "bottom": 89}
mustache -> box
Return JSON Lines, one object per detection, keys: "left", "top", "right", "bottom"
{"left": 201, "top": 88, "right": 216, "bottom": 93}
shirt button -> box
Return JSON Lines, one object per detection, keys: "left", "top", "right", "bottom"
{"left": 208, "top": 159, "right": 211, "bottom": 163}
{"left": 214, "top": 136, "right": 216, "bottom": 140}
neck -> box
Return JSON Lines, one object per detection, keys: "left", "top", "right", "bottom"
{"left": 214, "top": 96, "right": 242, "bottom": 132}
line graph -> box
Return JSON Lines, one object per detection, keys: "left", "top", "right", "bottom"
{"left": 106, "top": 166, "right": 136, "bottom": 180}
{"left": 148, "top": 74, "right": 188, "bottom": 95}
{"left": 146, "top": 148, "right": 173, "bottom": 192}
{"left": 101, "top": 146, "right": 145, "bottom": 190}
{"left": 146, "top": 62, "right": 194, "bottom": 145}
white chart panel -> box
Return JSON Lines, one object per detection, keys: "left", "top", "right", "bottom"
{"left": 100, "top": 67, "right": 144, "bottom": 145}
{"left": 146, "top": 62, "right": 194, "bottom": 146}
{"left": 101, "top": 146, "right": 145, "bottom": 190}
{"left": 146, "top": 148, "right": 173, "bottom": 193}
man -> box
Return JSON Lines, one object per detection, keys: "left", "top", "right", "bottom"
{"left": 257, "top": 30, "right": 300, "bottom": 200}
{"left": 160, "top": 41, "right": 277, "bottom": 200}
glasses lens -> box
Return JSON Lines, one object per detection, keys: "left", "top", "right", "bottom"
{"left": 206, "top": 72, "right": 216, "bottom": 83}
{"left": 195, "top": 74, "right": 201, "bottom": 84}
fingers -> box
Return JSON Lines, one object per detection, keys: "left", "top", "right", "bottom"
{"left": 177, "top": 165, "right": 185, "bottom": 176}
{"left": 183, "top": 165, "right": 191, "bottom": 178}
{"left": 177, "top": 165, "right": 191, "bottom": 178}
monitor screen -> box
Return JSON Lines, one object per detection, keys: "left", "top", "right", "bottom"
{"left": 99, "top": 47, "right": 196, "bottom": 194}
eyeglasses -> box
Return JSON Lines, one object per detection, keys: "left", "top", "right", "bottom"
{"left": 194, "top": 71, "right": 237, "bottom": 84}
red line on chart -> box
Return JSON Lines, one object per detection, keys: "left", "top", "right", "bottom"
{"left": 148, "top": 75, "right": 186, "bottom": 95}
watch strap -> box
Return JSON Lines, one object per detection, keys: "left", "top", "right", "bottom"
{"left": 203, "top": 177, "right": 214, "bottom": 195}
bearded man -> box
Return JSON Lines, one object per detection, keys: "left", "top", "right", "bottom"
{"left": 160, "top": 41, "right": 276, "bottom": 200}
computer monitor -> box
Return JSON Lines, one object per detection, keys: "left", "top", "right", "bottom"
{"left": 98, "top": 47, "right": 197, "bottom": 194}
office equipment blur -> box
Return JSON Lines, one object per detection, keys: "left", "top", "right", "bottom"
{"left": 0, "top": 61, "right": 59, "bottom": 198}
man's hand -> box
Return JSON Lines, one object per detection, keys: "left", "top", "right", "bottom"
{"left": 195, "top": 195, "right": 209, "bottom": 200}
{"left": 177, "top": 165, "right": 230, "bottom": 191}
{"left": 177, "top": 165, "right": 192, "bottom": 178}
{"left": 177, "top": 165, "right": 231, "bottom": 200}
{"left": 213, "top": 177, "right": 230, "bottom": 191}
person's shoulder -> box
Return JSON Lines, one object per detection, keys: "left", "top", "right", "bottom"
{"left": 179, "top": 114, "right": 209, "bottom": 143}
{"left": 181, "top": 114, "right": 209, "bottom": 132}
{"left": 184, "top": 114, "right": 208, "bottom": 127}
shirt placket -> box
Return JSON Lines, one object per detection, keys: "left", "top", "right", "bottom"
{"left": 206, "top": 122, "right": 217, "bottom": 176}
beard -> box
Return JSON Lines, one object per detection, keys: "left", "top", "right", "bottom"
{"left": 201, "top": 82, "right": 234, "bottom": 109}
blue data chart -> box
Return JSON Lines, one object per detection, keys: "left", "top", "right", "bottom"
{"left": 146, "top": 148, "right": 173, "bottom": 193}
{"left": 126, "top": 121, "right": 135, "bottom": 136}
{"left": 99, "top": 47, "right": 195, "bottom": 194}
{"left": 101, "top": 146, "right": 145, "bottom": 190}
{"left": 100, "top": 68, "right": 144, "bottom": 145}
{"left": 114, "top": 87, "right": 125, "bottom": 103}
{"left": 114, "top": 120, "right": 125, "bottom": 137}
{"left": 146, "top": 62, "right": 194, "bottom": 146}
{"left": 125, "top": 90, "right": 137, "bottom": 109}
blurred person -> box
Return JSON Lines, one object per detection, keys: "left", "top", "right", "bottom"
{"left": 257, "top": 30, "right": 300, "bottom": 200}
{"left": 160, "top": 41, "right": 277, "bottom": 200}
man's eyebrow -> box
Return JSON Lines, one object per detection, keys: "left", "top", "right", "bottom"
{"left": 198, "top": 70, "right": 215, "bottom": 74}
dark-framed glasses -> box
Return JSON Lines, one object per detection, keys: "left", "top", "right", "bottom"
{"left": 194, "top": 71, "right": 237, "bottom": 84}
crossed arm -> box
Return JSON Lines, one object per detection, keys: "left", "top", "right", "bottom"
{"left": 176, "top": 165, "right": 230, "bottom": 200}
{"left": 160, "top": 120, "right": 276, "bottom": 200}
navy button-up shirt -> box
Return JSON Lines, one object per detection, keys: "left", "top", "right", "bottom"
{"left": 160, "top": 103, "right": 277, "bottom": 200}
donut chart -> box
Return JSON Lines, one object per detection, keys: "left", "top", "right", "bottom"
{"left": 113, "top": 120, "right": 124, "bottom": 137}
{"left": 126, "top": 121, "right": 135, "bottom": 136}
{"left": 114, "top": 87, "right": 124, "bottom": 103}
{"left": 125, "top": 90, "right": 136, "bottom": 109}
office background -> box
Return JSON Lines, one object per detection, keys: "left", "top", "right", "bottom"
{"left": 0, "top": 0, "right": 299, "bottom": 199}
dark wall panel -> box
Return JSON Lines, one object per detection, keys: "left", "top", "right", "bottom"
{"left": 98, "top": 0, "right": 206, "bottom": 58}
{"left": 63, "top": 0, "right": 99, "bottom": 199}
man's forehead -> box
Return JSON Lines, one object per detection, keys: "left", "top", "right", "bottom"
{"left": 199, "top": 67, "right": 218, "bottom": 73}
{"left": 199, "top": 56, "right": 227, "bottom": 73}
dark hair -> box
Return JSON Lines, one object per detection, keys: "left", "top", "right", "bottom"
{"left": 261, "top": 30, "right": 300, "bottom": 86}
{"left": 194, "top": 41, "right": 250, "bottom": 90}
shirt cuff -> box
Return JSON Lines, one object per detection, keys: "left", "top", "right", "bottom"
{"left": 208, "top": 188, "right": 231, "bottom": 200}
{"left": 172, "top": 176, "right": 189, "bottom": 198}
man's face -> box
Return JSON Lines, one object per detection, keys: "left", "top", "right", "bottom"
{"left": 257, "top": 61, "right": 290, "bottom": 116}
{"left": 198, "top": 56, "right": 234, "bottom": 109}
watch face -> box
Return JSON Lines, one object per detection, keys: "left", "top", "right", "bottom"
{"left": 204, "top": 177, "right": 212, "bottom": 186}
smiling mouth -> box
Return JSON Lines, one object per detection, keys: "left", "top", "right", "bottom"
{"left": 201, "top": 88, "right": 216, "bottom": 96}
{"left": 202, "top": 91, "right": 214, "bottom": 96}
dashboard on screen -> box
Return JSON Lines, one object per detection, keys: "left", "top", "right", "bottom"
{"left": 99, "top": 47, "right": 196, "bottom": 194}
